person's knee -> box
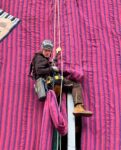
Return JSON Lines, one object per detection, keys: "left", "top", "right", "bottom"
{"left": 73, "top": 82, "right": 81, "bottom": 88}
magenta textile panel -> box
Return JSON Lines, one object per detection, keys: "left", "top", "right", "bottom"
{"left": 0, "top": 0, "right": 121, "bottom": 150}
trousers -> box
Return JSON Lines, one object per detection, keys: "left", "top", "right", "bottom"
{"left": 63, "top": 78, "right": 83, "bottom": 106}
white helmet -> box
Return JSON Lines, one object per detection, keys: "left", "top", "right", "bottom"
{"left": 41, "top": 40, "right": 53, "bottom": 50}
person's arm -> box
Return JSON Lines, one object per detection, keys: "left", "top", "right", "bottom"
{"left": 34, "top": 55, "right": 52, "bottom": 75}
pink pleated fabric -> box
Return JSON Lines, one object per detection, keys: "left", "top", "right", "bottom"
{"left": 0, "top": 0, "right": 121, "bottom": 150}
{"left": 39, "top": 90, "right": 67, "bottom": 150}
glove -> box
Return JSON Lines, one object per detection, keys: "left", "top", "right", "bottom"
{"left": 51, "top": 66, "right": 59, "bottom": 72}
{"left": 56, "top": 47, "right": 62, "bottom": 53}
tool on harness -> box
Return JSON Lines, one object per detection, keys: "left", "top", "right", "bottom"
{"left": 33, "top": 73, "right": 64, "bottom": 101}
{"left": 34, "top": 78, "right": 47, "bottom": 101}
{"left": 46, "top": 73, "right": 64, "bottom": 98}
{"left": 46, "top": 74, "right": 64, "bottom": 86}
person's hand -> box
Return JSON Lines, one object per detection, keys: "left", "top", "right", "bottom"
{"left": 51, "top": 66, "right": 59, "bottom": 72}
{"left": 56, "top": 47, "right": 62, "bottom": 54}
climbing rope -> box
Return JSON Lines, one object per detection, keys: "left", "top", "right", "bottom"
{"left": 53, "top": 0, "right": 57, "bottom": 56}
{"left": 54, "top": 0, "right": 63, "bottom": 104}
{"left": 53, "top": 0, "right": 63, "bottom": 150}
{"left": 53, "top": 0, "right": 63, "bottom": 108}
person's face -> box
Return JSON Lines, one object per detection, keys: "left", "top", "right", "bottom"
{"left": 42, "top": 49, "right": 52, "bottom": 58}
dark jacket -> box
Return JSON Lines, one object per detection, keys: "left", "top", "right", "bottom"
{"left": 31, "top": 52, "right": 52, "bottom": 80}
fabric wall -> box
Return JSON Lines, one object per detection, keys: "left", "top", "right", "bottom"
{"left": 0, "top": 0, "right": 121, "bottom": 150}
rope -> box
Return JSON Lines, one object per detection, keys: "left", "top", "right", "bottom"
{"left": 53, "top": 0, "right": 63, "bottom": 150}
{"left": 57, "top": 0, "right": 61, "bottom": 48}
{"left": 57, "top": 0, "right": 63, "bottom": 107}
{"left": 53, "top": 0, "right": 63, "bottom": 109}
{"left": 53, "top": 0, "right": 57, "bottom": 56}
{"left": 57, "top": 1, "right": 63, "bottom": 149}
{"left": 53, "top": 0, "right": 61, "bottom": 51}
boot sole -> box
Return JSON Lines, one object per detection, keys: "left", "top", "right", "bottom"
{"left": 73, "top": 112, "right": 93, "bottom": 117}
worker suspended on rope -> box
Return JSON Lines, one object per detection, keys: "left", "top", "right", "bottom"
{"left": 29, "top": 39, "right": 61, "bottom": 99}
{"left": 29, "top": 39, "right": 92, "bottom": 117}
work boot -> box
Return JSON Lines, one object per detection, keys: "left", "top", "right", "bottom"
{"left": 73, "top": 104, "right": 93, "bottom": 117}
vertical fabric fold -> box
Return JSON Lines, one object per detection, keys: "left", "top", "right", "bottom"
{"left": 39, "top": 90, "right": 67, "bottom": 150}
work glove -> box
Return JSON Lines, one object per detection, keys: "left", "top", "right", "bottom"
{"left": 51, "top": 66, "right": 59, "bottom": 72}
